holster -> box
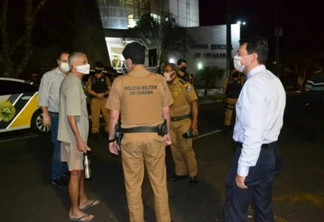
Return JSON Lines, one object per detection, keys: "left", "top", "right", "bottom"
{"left": 115, "top": 122, "right": 123, "bottom": 146}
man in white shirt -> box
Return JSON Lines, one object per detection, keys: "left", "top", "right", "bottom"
{"left": 224, "top": 36, "right": 286, "bottom": 222}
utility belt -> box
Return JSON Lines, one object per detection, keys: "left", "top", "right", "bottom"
{"left": 170, "top": 114, "right": 191, "bottom": 122}
{"left": 122, "top": 122, "right": 166, "bottom": 136}
{"left": 116, "top": 120, "right": 167, "bottom": 146}
{"left": 235, "top": 141, "right": 277, "bottom": 149}
{"left": 122, "top": 126, "right": 159, "bottom": 133}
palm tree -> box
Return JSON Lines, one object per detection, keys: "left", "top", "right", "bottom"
{"left": 127, "top": 13, "right": 195, "bottom": 72}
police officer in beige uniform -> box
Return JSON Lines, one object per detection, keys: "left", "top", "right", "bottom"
{"left": 86, "top": 61, "right": 112, "bottom": 141}
{"left": 177, "top": 58, "right": 194, "bottom": 85}
{"left": 105, "top": 42, "right": 174, "bottom": 222}
{"left": 163, "top": 63, "right": 199, "bottom": 186}
{"left": 222, "top": 69, "right": 245, "bottom": 134}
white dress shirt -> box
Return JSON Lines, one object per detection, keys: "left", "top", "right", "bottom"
{"left": 38, "top": 68, "right": 65, "bottom": 113}
{"left": 233, "top": 65, "right": 286, "bottom": 177}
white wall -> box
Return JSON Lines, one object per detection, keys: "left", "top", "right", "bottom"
{"left": 168, "top": 24, "right": 241, "bottom": 75}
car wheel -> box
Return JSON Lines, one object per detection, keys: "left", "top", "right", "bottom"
{"left": 31, "top": 109, "right": 50, "bottom": 134}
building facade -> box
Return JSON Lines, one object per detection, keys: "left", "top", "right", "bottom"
{"left": 97, "top": 0, "right": 200, "bottom": 70}
{"left": 97, "top": 0, "right": 240, "bottom": 85}
{"left": 97, "top": 0, "right": 199, "bottom": 29}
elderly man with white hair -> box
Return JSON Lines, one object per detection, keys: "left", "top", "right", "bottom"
{"left": 58, "top": 52, "right": 99, "bottom": 221}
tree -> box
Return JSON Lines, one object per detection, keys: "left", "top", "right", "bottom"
{"left": 0, "top": 0, "right": 48, "bottom": 78}
{"left": 127, "top": 13, "right": 195, "bottom": 72}
{"left": 196, "top": 66, "right": 225, "bottom": 97}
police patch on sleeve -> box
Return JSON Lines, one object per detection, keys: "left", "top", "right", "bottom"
{"left": 186, "top": 85, "right": 192, "bottom": 93}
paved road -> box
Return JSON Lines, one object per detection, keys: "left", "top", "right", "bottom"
{"left": 0, "top": 97, "right": 324, "bottom": 222}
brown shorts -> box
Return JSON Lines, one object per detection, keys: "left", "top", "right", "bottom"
{"left": 61, "top": 142, "right": 84, "bottom": 171}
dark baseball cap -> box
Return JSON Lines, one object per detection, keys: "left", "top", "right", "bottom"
{"left": 177, "top": 58, "right": 187, "bottom": 66}
{"left": 122, "top": 42, "right": 145, "bottom": 60}
{"left": 95, "top": 61, "right": 104, "bottom": 69}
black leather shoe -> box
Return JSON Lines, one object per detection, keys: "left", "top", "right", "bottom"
{"left": 169, "top": 174, "right": 188, "bottom": 181}
{"left": 189, "top": 176, "right": 198, "bottom": 186}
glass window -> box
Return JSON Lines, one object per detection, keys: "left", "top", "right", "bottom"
{"left": 0, "top": 80, "right": 37, "bottom": 96}
{"left": 128, "top": 14, "right": 136, "bottom": 28}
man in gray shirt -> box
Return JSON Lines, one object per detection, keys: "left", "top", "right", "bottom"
{"left": 38, "top": 52, "right": 70, "bottom": 188}
{"left": 58, "top": 52, "right": 99, "bottom": 221}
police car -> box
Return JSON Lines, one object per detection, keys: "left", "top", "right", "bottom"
{"left": 0, "top": 77, "right": 49, "bottom": 134}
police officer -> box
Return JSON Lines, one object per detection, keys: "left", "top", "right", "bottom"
{"left": 222, "top": 69, "right": 245, "bottom": 134}
{"left": 177, "top": 58, "right": 194, "bottom": 85}
{"left": 106, "top": 42, "right": 174, "bottom": 222}
{"left": 163, "top": 63, "right": 199, "bottom": 186}
{"left": 86, "top": 61, "right": 112, "bottom": 141}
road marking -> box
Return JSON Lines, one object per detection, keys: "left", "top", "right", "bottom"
{"left": 193, "top": 129, "right": 222, "bottom": 140}
{"left": 274, "top": 193, "right": 324, "bottom": 207}
{"left": 0, "top": 133, "right": 39, "bottom": 143}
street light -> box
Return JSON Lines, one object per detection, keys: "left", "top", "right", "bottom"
{"left": 237, "top": 20, "right": 246, "bottom": 25}
{"left": 169, "top": 58, "right": 175, "bottom": 63}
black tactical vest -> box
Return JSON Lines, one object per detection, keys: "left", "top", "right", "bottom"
{"left": 91, "top": 76, "right": 108, "bottom": 93}
{"left": 227, "top": 78, "right": 243, "bottom": 98}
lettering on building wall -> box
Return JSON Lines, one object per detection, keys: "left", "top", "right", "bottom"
{"left": 203, "top": 53, "right": 226, "bottom": 58}
{"left": 192, "top": 43, "right": 233, "bottom": 58}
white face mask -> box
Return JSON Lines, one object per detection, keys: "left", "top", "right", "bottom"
{"left": 233, "top": 56, "right": 245, "bottom": 72}
{"left": 59, "top": 62, "right": 70, "bottom": 72}
{"left": 233, "top": 55, "right": 250, "bottom": 72}
{"left": 163, "top": 71, "right": 175, "bottom": 82}
{"left": 76, "top": 64, "right": 90, "bottom": 74}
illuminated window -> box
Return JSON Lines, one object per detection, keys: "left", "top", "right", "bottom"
{"left": 151, "top": 13, "right": 161, "bottom": 23}
{"left": 128, "top": 14, "right": 136, "bottom": 28}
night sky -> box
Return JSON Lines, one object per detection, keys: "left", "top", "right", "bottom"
{"left": 199, "top": 0, "right": 324, "bottom": 56}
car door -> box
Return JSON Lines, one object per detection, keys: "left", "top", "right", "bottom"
{"left": 0, "top": 79, "right": 38, "bottom": 132}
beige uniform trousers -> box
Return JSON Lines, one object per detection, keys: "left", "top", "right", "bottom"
{"left": 121, "top": 133, "right": 171, "bottom": 222}
{"left": 170, "top": 118, "right": 198, "bottom": 177}
{"left": 90, "top": 97, "right": 110, "bottom": 133}
{"left": 224, "top": 97, "right": 238, "bottom": 127}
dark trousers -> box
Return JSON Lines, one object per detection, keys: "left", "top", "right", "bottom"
{"left": 49, "top": 112, "right": 68, "bottom": 180}
{"left": 224, "top": 143, "right": 283, "bottom": 222}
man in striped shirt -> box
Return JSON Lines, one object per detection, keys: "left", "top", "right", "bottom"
{"left": 304, "top": 61, "right": 324, "bottom": 103}
{"left": 38, "top": 52, "right": 70, "bottom": 188}
{"left": 303, "top": 61, "right": 324, "bottom": 140}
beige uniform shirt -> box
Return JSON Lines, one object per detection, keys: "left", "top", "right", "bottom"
{"left": 169, "top": 78, "right": 198, "bottom": 117}
{"left": 58, "top": 73, "right": 89, "bottom": 143}
{"left": 106, "top": 66, "right": 174, "bottom": 128}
